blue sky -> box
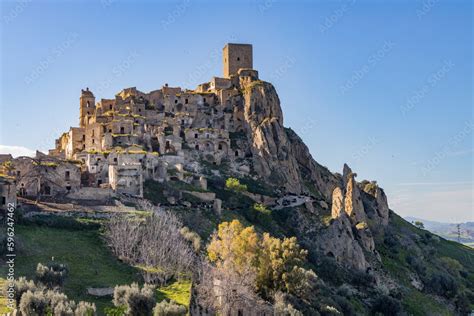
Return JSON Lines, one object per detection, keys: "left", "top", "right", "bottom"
{"left": 0, "top": 0, "right": 472, "bottom": 222}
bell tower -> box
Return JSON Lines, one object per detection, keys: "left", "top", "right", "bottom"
{"left": 79, "top": 88, "right": 95, "bottom": 128}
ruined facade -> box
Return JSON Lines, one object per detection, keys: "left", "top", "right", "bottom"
{"left": 38, "top": 43, "right": 260, "bottom": 197}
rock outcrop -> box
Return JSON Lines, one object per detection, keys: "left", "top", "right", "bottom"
{"left": 241, "top": 80, "right": 340, "bottom": 199}
{"left": 375, "top": 187, "right": 390, "bottom": 226}
{"left": 320, "top": 186, "right": 369, "bottom": 270}
{"left": 242, "top": 81, "right": 302, "bottom": 193}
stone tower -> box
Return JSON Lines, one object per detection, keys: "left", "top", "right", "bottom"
{"left": 223, "top": 43, "right": 253, "bottom": 78}
{"left": 79, "top": 88, "right": 95, "bottom": 128}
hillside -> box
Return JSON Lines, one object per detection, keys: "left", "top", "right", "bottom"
{"left": 405, "top": 217, "right": 474, "bottom": 247}
{"left": 1, "top": 43, "right": 473, "bottom": 315}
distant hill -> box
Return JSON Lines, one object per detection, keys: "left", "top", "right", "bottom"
{"left": 405, "top": 216, "right": 474, "bottom": 247}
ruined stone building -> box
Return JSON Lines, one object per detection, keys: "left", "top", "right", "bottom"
{"left": 2, "top": 43, "right": 260, "bottom": 199}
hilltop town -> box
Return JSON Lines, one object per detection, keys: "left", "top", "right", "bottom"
{"left": 1, "top": 44, "right": 473, "bottom": 315}
{"left": 1, "top": 44, "right": 262, "bottom": 202}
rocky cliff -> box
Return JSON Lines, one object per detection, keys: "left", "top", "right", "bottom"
{"left": 239, "top": 80, "right": 390, "bottom": 271}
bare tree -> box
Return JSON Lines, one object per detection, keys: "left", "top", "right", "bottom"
{"left": 104, "top": 210, "right": 197, "bottom": 284}
{"left": 196, "top": 262, "right": 271, "bottom": 315}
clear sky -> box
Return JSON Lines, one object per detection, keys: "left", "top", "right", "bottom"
{"left": 0, "top": 0, "right": 472, "bottom": 222}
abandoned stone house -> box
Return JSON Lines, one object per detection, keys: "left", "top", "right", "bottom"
{"left": 0, "top": 43, "right": 259, "bottom": 199}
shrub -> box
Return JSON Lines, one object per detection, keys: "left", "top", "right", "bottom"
{"left": 225, "top": 177, "right": 247, "bottom": 192}
{"left": 439, "top": 257, "right": 463, "bottom": 276}
{"left": 153, "top": 300, "right": 187, "bottom": 316}
{"left": 36, "top": 262, "right": 69, "bottom": 288}
{"left": 75, "top": 301, "right": 97, "bottom": 316}
{"left": 350, "top": 270, "right": 375, "bottom": 287}
{"left": 427, "top": 272, "right": 459, "bottom": 298}
{"left": 180, "top": 227, "right": 201, "bottom": 253}
{"left": 10, "top": 277, "right": 36, "bottom": 307}
{"left": 371, "top": 294, "right": 401, "bottom": 316}
{"left": 46, "top": 290, "right": 70, "bottom": 312}
{"left": 19, "top": 290, "right": 49, "bottom": 316}
{"left": 273, "top": 292, "right": 303, "bottom": 316}
{"left": 113, "top": 283, "right": 156, "bottom": 316}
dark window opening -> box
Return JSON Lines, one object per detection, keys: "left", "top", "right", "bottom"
{"left": 65, "top": 171, "right": 70, "bottom": 181}
{"left": 185, "top": 98, "right": 188, "bottom": 104}
{"left": 235, "top": 150, "right": 239, "bottom": 157}
{"left": 114, "top": 158, "right": 117, "bottom": 162}
{"left": 237, "top": 57, "right": 240, "bottom": 61}
{"left": 203, "top": 98, "right": 206, "bottom": 102}
{"left": 194, "top": 133, "right": 198, "bottom": 138}
{"left": 120, "top": 127, "right": 125, "bottom": 134}
{"left": 1, "top": 197, "right": 5, "bottom": 205}
{"left": 174, "top": 100, "right": 178, "bottom": 104}
{"left": 66, "top": 186, "right": 71, "bottom": 192}
{"left": 109, "top": 104, "right": 112, "bottom": 110}
{"left": 195, "top": 145, "right": 199, "bottom": 150}
{"left": 218, "top": 144, "right": 223, "bottom": 150}
{"left": 97, "top": 180, "right": 102, "bottom": 186}
{"left": 44, "top": 186, "right": 51, "bottom": 195}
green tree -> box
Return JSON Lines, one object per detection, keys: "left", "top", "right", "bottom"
{"left": 225, "top": 177, "right": 247, "bottom": 192}
{"left": 414, "top": 221, "right": 424, "bottom": 229}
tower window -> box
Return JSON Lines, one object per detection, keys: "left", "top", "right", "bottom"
{"left": 237, "top": 57, "right": 240, "bottom": 61}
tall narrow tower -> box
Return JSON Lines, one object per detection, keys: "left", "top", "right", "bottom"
{"left": 223, "top": 43, "right": 253, "bottom": 78}
{"left": 79, "top": 88, "right": 95, "bottom": 128}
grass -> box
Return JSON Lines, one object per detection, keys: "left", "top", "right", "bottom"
{"left": 0, "top": 224, "right": 139, "bottom": 313}
{"left": 0, "top": 278, "right": 14, "bottom": 314}
{"left": 1, "top": 219, "right": 195, "bottom": 314}
{"left": 156, "top": 279, "right": 192, "bottom": 308}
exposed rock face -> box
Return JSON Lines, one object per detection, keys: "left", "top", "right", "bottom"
{"left": 331, "top": 187, "right": 344, "bottom": 219}
{"left": 342, "top": 163, "right": 352, "bottom": 189}
{"left": 242, "top": 81, "right": 302, "bottom": 193}
{"left": 241, "top": 80, "right": 339, "bottom": 199}
{"left": 344, "top": 175, "right": 367, "bottom": 225}
{"left": 320, "top": 187, "right": 369, "bottom": 270}
{"left": 286, "top": 128, "right": 340, "bottom": 201}
{"left": 375, "top": 187, "right": 389, "bottom": 226}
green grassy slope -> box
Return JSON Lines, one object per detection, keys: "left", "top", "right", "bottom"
{"left": 0, "top": 222, "right": 192, "bottom": 314}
